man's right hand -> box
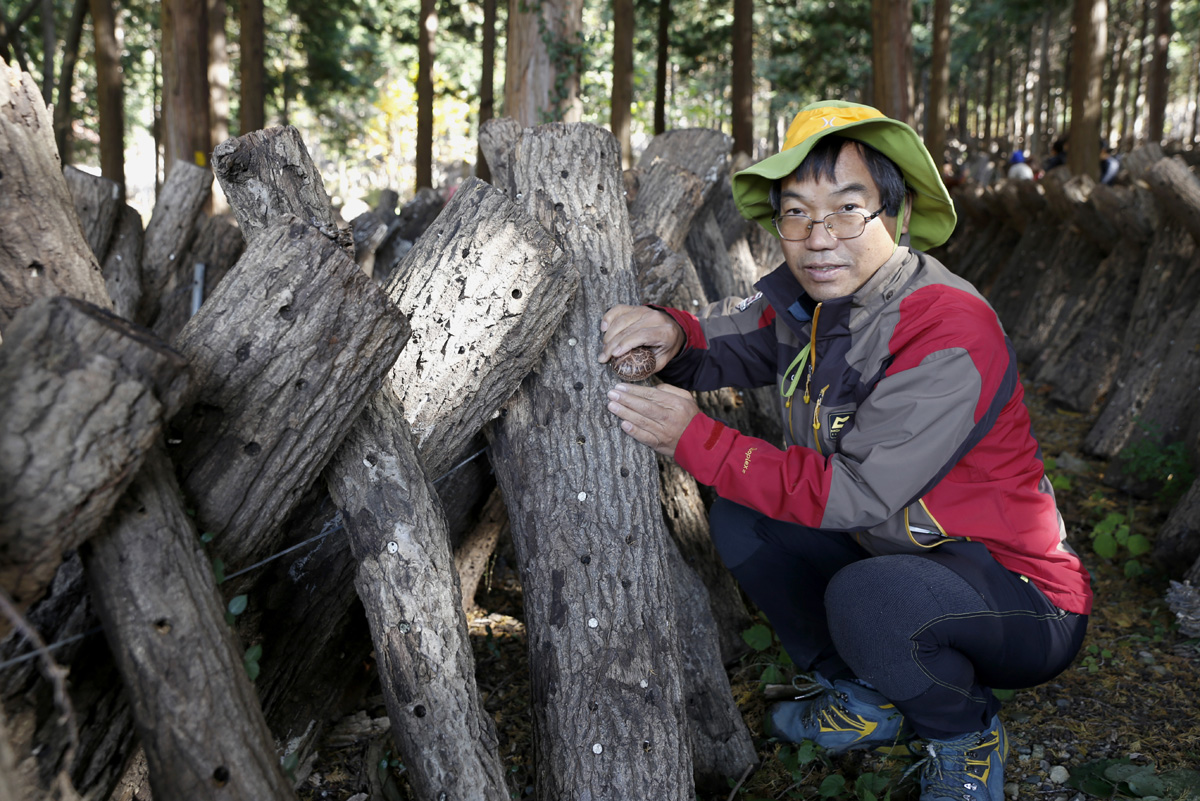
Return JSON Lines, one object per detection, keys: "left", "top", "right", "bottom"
{"left": 598, "top": 304, "right": 685, "bottom": 375}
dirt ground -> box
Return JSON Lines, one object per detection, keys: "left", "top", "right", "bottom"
{"left": 296, "top": 380, "right": 1200, "bottom": 801}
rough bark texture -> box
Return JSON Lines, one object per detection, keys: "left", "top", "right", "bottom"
{"left": 382, "top": 176, "right": 575, "bottom": 477}
{"left": 632, "top": 227, "right": 707, "bottom": 312}
{"left": 0, "top": 297, "right": 190, "bottom": 630}
{"left": 455, "top": 488, "right": 507, "bottom": 615}
{"left": 81, "top": 446, "right": 297, "bottom": 801}
{"left": 137, "top": 161, "right": 212, "bottom": 328}
{"left": 628, "top": 159, "right": 706, "bottom": 253}
{"left": 0, "top": 61, "right": 112, "bottom": 334}
{"left": 326, "top": 388, "right": 509, "bottom": 801}
{"left": 478, "top": 116, "right": 523, "bottom": 192}
{"left": 212, "top": 126, "right": 350, "bottom": 252}
{"left": 486, "top": 122, "right": 694, "bottom": 800}
{"left": 661, "top": 526, "right": 756, "bottom": 792}
{"left": 0, "top": 706, "right": 18, "bottom": 801}
{"left": 152, "top": 213, "right": 246, "bottom": 344}
{"left": 1146, "top": 156, "right": 1200, "bottom": 248}
{"left": 63, "top": 165, "right": 123, "bottom": 260}
{"left": 638, "top": 128, "right": 732, "bottom": 203}
{"left": 1155, "top": 477, "right": 1200, "bottom": 576}
{"left": 170, "top": 216, "right": 410, "bottom": 583}
{"left": 101, "top": 204, "right": 145, "bottom": 321}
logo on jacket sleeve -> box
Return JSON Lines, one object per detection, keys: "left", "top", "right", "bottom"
{"left": 735, "top": 292, "right": 763, "bottom": 312}
{"left": 827, "top": 412, "right": 855, "bottom": 439}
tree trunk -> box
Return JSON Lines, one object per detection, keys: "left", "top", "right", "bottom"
{"left": 479, "top": 116, "right": 523, "bottom": 192}
{"left": 211, "top": 126, "right": 348, "bottom": 251}
{"left": 0, "top": 297, "right": 189, "bottom": 632}
{"left": 1033, "top": 9, "right": 1052, "bottom": 160}
{"left": 1155, "top": 477, "right": 1200, "bottom": 575}
{"left": 1144, "top": 0, "right": 1171, "bottom": 143}
{"left": 456, "top": 488, "right": 507, "bottom": 615}
{"left": 486, "top": 123, "right": 694, "bottom": 800}
{"left": 628, "top": 158, "right": 706, "bottom": 252}
{"left": 207, "top": 0, "right": 230, "bottom": 151}
{"left": 730, "top": 0, "right": 753, "bottom": 158}
{"left": 88, "top": 0, "right": 124, "bottom": 186}
{"left": 170, "top": 216, "right": 409, "bottom": 586}
{"left": 655, "top": 0, "right": 670, "bottom": 135}
{"left": 926, "top": 0, "right": 950, "bottom": 167}
{"left": 136, "top": 160, "right": 212, "bottom": 328}
{"left": 51, "top": 0, "right": 88, "bottom": 165}
{"left": 416, "top": 0, "right": 436, "bottom": 190}
{"left": 1068, "top": 0, "right": 1106, "bottom": 180}
{"left": 161, "top": 0, "right": 210, "bottom": 175}
{"left": 0, "top": 60, "right": 112, "bottom": 334}
{"left": 238, "top": 0, "right": 265, "bottom": 134}
{"left": 81, "top": 446, "right": 298, "bottom": 801}
{"left": 872, "top": 0, "right": 913, "bottom": 124}
{"left": 102, "top": 203, "right": 145, "bottom": 321}
{"left": 474, "top": 0, "right": 496, "bottom": 182}
{"left": 505, "top": 0, "right": 584, "bottom": 126}
{"left": 611, "top": 0, "right": 634, "bottom": 167}
{"left": 325, "top": 388, "right": 509, "bottom": 801}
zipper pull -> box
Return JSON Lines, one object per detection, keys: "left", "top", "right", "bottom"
{"left": 812, "top": 385, "right": 829, "bottom": 433}
{"left": 803, "top": 365, "right": 813, "bottom": 404}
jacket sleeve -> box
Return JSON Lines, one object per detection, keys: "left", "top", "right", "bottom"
{"left": 674, "top": 287, "right": 1016, "bottom": 531}
{"left": 654, "top": 293, "right": 782, "bottom": 392}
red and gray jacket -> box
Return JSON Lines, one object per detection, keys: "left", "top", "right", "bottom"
{"left": 657, "top": 246, "right": 1093, "bottom": 616}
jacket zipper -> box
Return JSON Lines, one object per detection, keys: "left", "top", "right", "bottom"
{"left": 803, "top": 303, "right": 821, "bottom": 404}
{"left": 811, "top": 385, "right": 830, "bottom": 456}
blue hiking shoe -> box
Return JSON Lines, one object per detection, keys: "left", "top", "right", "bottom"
{"left": 763, "top": 673, "right": 914, "bottom": 755}
{"left": 911, "top": 714, "right": 1008, "bottom": 801}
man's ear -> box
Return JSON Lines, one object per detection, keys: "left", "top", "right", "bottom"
{"left": 901, "top": 190, "right": 914, "bottom": 233}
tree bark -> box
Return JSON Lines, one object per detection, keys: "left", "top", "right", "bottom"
{"left": 63, "top": 165, "right": 123, "bottom": 261}
{"left": 0, "top": 60, "right": 112, "bottom": 334}
{"left": 325, "top": 388, "right": 509, "bottom": 801}
{"left": 81, "top": 446, "right": 298, "bottom": 801}
{"left": 0, "top": 297, "right": 189, "bottom": 632}
{"left": 1156, "top": 476, "right": 1200, "bottom": 575}
{"left": 207, "top": 0, "right": 230, "bottom": 156}
{"left": 474, "top": 0, "right": 497, "bottom": 182}
{"left": 926, "top": 0, "right": 951, "bottom": 166}
{"left": 871, "top": 0, "right": 914, "bottom": 124}
{"left": 237, "top": 0, "right": 265, "bottom": 134}
{"left": 89, "top": 0, "right": 124, "bottom": 186}
{"left": 629, "top": 158, "right": 706, "bottom": 253}
{"left": 478, "top": 116, "right": 523, "bottom": 191}
{"left": 51, "top": 0, "right": 88, "bottom": 165}
{"left": 639, "top": 128, "right": 732, "bottom": 205}
{"left": 486, "top": 122, "right": 694, "bottom": 800}
{"left": 611, "top": 0, "right": 634, "bottom": 167}
{"left": 161, "top": 0, "right": 210, "bottom": 176}
{"left": 170, "top": 216, "right": 409, "bottom": 586}
{"left": 1067, "top": 0, "right": 1106, "bottom": 180}
{"left": 654, "top": 0, "right": 670, "bottom": 135}
{"left": 1144, "top": 0, "right": 1171, "bottom": 143}
{"left": 137, "top": 160, "right": 212, "bottom": 328}
{"left": 1145, "top": 156, "right": 1200, "bottom": 247}
{"left": 101, "top": 204, "right": 145, "bottom": 321}
{"left": 416, "top": 0, "right": 436, "bottom": 190}
{"left": 152, "top": 213, "right": 246, "bottom": 343}
{"left": 504, "top": 0, "right": 583, "bottom": 125}
{"left": 456, "top": 488, "right": 507, "bottom": 615}
{"left": 730, "top": 0, "right": 753, "bottom": 157}
{"left": 211, "top": 126, "right": 349, "bottom": 251}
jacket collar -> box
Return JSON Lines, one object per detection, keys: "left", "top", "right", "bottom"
{"left": 755, "top": 246, "right": 919, "bottom": 336}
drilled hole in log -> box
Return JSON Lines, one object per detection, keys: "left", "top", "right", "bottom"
{"left": 620, "top": 468, "right": 629, "bottom": 477}
{"left": 278, "top": 304, "right": 296, "bottom": 321}
{"left": 235, "top": 342, "right": 251, "bottom": 362}
{"left": 511, "top": 288, "right": 523, "bottom": 299}
{"left": 295, "top": 379, "right": 307, "bottom": 390}
{"left": 212, "top": 766, "right": 230, "bottom": 785}
{"left": 573, "top": 382, "right": 584, "bottom": 391}
{"left": 576, "top": 436, "right": 586, "bottom": 444}
{"left": 28, "top": 262, "right": 43, "bottom": 278}
{"left": 244, "top": 442, "right": 261, "bottom": 456}
{"left": 413, "top": 705, "right": 427, "bottom": 718}
{"left": 580, "top": 555, "right": 591, "bottom": 564}
{"left": 154, "top": 619, "right": 171, "bottom": 634}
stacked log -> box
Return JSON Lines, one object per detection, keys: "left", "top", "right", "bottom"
{"left": 941, "top": 146, "right": 1200, "bottom": 585}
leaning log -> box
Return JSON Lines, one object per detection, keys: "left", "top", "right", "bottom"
{"left": 211, "top": 126, "right": 351, "bottom": 253}
{"left": 137, "top": 161, "right": 212, "bottom": 328}
{"left": 1146, "top": 155, "right": 1200, "bottom": 248}
{"left": 383, "top": 176, "right": 575, "bottom": 477}
{"left": 81, "top": 446, "right": 298, "bottom": 801}
{"left": 0, "top": 297, "right": 189, "bottom": 631}
{"left": 638, "top": 128, "right": 732, "bottom": 205}
{"left": 151, "top": 213, "right": 246, "bottom": 344}
{"left": 628, "top": 158, "right": 706, "bottom": 253}
{"left": 325, "top": 387, "right": 509, "bottom": 801}
{"left": 0, "top": 60, "right": 112, "bottom": 333}
{"left": 486, "top": 122, "right": 694, "bottom": 800}
{"left": 63, "top": 166, "right": 123, "bottom": 261}
{"left": 101, "top": 204, "right": 145, "bottom": 321}
{"left": 477, "top": 116, "right": 524, "bottom": 192}
{"left": 1154, "top": 476, "right": 1200, "bottom": 577}
{"left": 170, "top": 215, "right": 410, "bottom": 584}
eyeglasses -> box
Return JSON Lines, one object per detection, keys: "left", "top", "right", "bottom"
{"left": 773, "top": 207, "right": 886, "bottom": 242}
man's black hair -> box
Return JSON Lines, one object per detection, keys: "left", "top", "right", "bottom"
{"left": 768, "top": 136, "right": 908, "bottom": 217}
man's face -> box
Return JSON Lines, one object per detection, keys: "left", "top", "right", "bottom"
{"left": 778, "top": 144, "right": 907, "bottom": 302}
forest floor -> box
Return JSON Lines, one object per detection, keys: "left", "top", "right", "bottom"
{"left": 295, "top": 379, "right": 1200, "bottom": 801}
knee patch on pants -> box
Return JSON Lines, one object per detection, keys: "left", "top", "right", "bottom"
{"left": 825, "top": 555, "right": 988, "bottom": 700}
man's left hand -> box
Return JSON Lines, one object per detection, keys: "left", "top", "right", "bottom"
{"left": 606, "top": 382, "right": 700, "bottom": 459}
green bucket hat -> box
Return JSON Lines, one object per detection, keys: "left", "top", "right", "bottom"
{"left": 732, "top": 100, "right": 956, "bottom": 252}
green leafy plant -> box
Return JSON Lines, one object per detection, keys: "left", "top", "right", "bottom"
{"left": 1088, "top": 512, "right": 1153, "bottom": 577}
{"left": 1066, "top": 757, "right": 1200, "bottom": 799}
{"left": 1079, "top": 643, "right": 1113, "bottom": 673}
{"left": 243, "top": 644, "right": 263, "bottom": 681}
{"left": 1043, "top": 457, "right": 1073, "bottom": 491}
{"left": 741, "top": 620, "right": 792, "bottom": 687}
{"left": 1119, "top": 419, "right": 1196, "bottom": 505}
